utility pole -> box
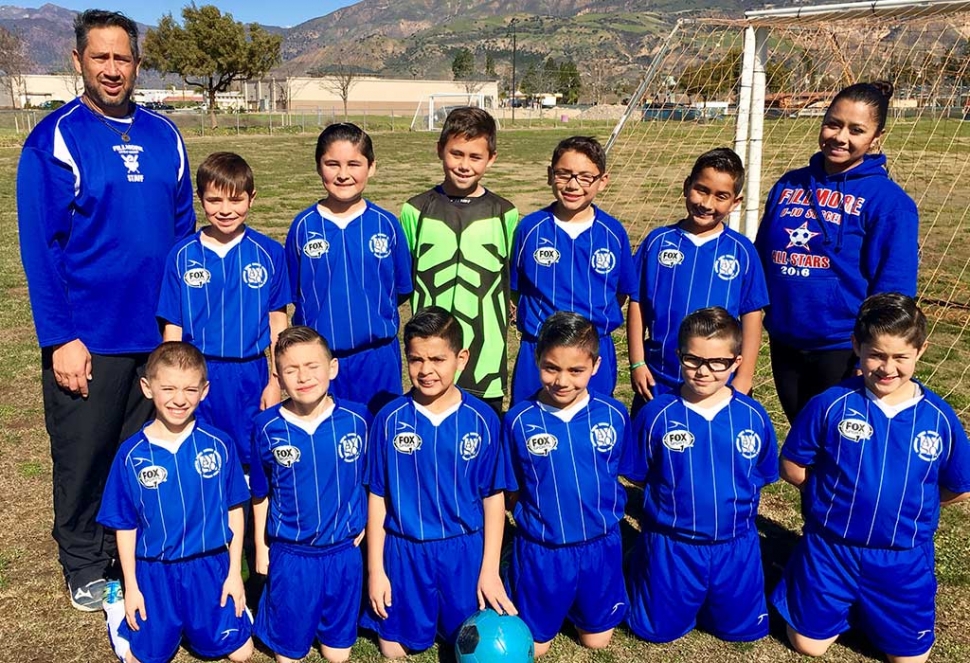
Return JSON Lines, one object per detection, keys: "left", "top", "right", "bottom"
{"left": 509, "top": 17, "right": 518, "bottom": 123}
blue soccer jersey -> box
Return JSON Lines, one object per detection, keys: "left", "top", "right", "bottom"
{"left": 367, "top": 392, "right": 507, "bottom": 541}
{"left": 503, "top": 393, "right": 630, "bottom": 545}
{"left": 632, "top": 224, "right": 769, "bottom": 390}
{"left": 512, "top": 204, "right": 636, "bottom": 338}
{"left": 157, "top": 228, "right": 291, "bottom": 359}
{"left": 249, "top": 399, "right": 369, "bottom": 546}
{"left": 783, "top": 377, "right": 970, "bottom": 549}
{"left": 98, "top": 422, "right": 250, "bottom": 560}
{"left": 286, "top": 200, "right": 412, "bottom": 354}
{"left": 622, "top": 390, "right": 779, "bottom": 543}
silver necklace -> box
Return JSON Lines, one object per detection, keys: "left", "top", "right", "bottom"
{"left": 83, "top": 95, "right": 135, "bottom": 142}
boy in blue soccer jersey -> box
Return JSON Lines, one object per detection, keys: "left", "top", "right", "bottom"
{"left": 157, "top": 152, "right": 291, "bottom": 468}
{"left": 286, "top": 123, "right": 412, "bottom": 414}
{"left": 627, "top": 148, "right": 768, "bottom": 409}
{"left": 250, "top": 326, "right": 368, "bottom": 663}
{"left": 504, "top": 311, "right": 630, "bottom": 656}
{"left": 510, "top": 136, "right": 636, "bottom": 405}
{"left": 362, "top": 306, "right": 516, "bottom": 658}
{"left": 98, "top": 342, "right": 253, "bottom": 663}
{"left": 621, "top": 307, "right": 778, "bottom": 643}
{"left": 772, "top": 293, "right": 970, "bottom": 663}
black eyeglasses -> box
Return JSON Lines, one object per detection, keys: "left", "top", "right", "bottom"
{"left": 551, "top": 170, "right": 603, "bottom": 187}
{"left": 678, "top": 353, "right": 738, "bottom": 373}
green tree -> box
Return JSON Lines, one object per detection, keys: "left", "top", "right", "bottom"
{"left": 558, "top": 59, "right": 581, "bottom": 104}
{"left": 452, "top": 47, "right": 474, "bottom": 81}
{"left": 679, "top": 51, "right": 740, "bottom": 101}
{"left": 484, "top": 51, "right": 497, "bottom": 79}
{"left": 143, "top": 4, "right": 281, "bottom": 128}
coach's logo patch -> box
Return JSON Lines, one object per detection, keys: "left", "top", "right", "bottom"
{"left": 838, "top": 418, "right": 873, "bottom": 443}
{"left": 786, "top": 223, "right": 819, "bottom": 250}
{"left": 591, "top": 248, "right": 616, "bottom": 274}
{"left": 137, "top": 465, "right": 168, "bottom": 489}
{"left": 194, "top": 449, "right": 223, "bottom": 478}
{"left": 526, "top": 433, "right": 558, "bottom": 456}
{"left": 393, "top": 432, "right": 423, "bottom": 454}
{"left": 338, "top": 433, "right": 363, "bottom": 462}
{"left": 590, "top": 423, "right": 618, "bottom": 452}
{"left": 242, "top": 262, "right": 268, "bottom": 288}
{"left": 533, "top": 247, "right": 561, "bottom": 266}
{"left": 183, "top": 267, "right": 211, "bottom": 288}
{"left": 662, "top": 429, "right": 694, "bottom": 452}
{"left": 460, "top": 432, "right": 482, "bottom": 461}
{"left": 272, "top": 445, "right": 301, "bottom": 467}
{"left": 658, "top": 249, "right": 684, "bottom": 267}
{"left": 369, "top": 233, "right": 391, "bottom": 259}
{"left": 303, "top": 237, "right": 330, "bottom": 258}
{"left": 113, "top": 144, "right": 144, "bottom": 182}
{"left": 714, "top": 254, "right": 740, "bottom": 281}
{"left": 735, "top": 429, "right": 762, "bottom": 459}
{"left": 913, "top": 430, "right": 943, "bottom": 462}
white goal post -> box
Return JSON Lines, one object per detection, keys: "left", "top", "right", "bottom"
{"left": 410, "top": 92, "right": 487, "bottom": 131}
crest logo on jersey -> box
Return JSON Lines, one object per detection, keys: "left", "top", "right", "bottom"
{"left": 786, "top": 222, "right": 820, "bottom": 250}
{"left": 913, "top": 430, "right": 943, "bottom": 462}
{"left": 533, "top": 247, "right": 561, "bottom": 266}
{"left": 303, "top": 236, "right": 330, "bottom": 258}
{"left": 194, "top": 449, "right": 223, "bottom": 478}
{"left": 590, "top": 423, "right": 618, "bottom": 452}
{"left": 272, "top": 445, "right": 301, "bottom": 467}
{"left": 338, "top": 433, "right": 363, "bottom": 462}
{"left": 393, "top": 432, "right": 423, "bottom": 454}
{"left": 137, "top": 465, "right": 168, "bottom": 489}
{"left": 113, "top": 144, "right": 144, "bottom": 182}
{"left": 241, "top": 262, "right": 268, "bottom": 289}
{"left": 658, "top": 249, "right": 684, "bottom": 267}
{"left": 526, "top": 433, "right": 558, "bottom": 456}
{"left": 183, "top": 266, "right": 211, "bottom": 288}
{"left": 714, "top": 254, "right": 740, "bottom": 281}
{"left": 838, "top": 418, "right": 874, "bottom": 443}
{"left": 662, "top": 429, "right": 695, "bottom": 452}
{"left": 460, "top": 432, "right": 482, "bottom": 461}
{"left": 591, "top": 248, "right": 616, "bottom": 274}
{"left": 369, "top": 233, "right": 391, "bottom": 258}
{"left": 735, "top": 429, "right": 762, "bottom": 459}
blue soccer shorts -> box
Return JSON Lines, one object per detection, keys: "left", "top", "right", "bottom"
{"left": 771, "top": 531, "right": 936, "bottom": 658}
{"left": 360, "top": 531, "right": 482, "bottom": 651}
{"left": 255, "top": 540, "right": 363, "bottom": 658}
{"left": 626, "top": 529, "right": 769, "bottom": 643}
{"left": 511, "top": 335, "right": 617, "bottom": 405}
{"left": 508, "top": 527, "right": 627, "bottom": 643}
{"left": 197, "top": 355, "right": 268, "bottom": 466}
{"left": 330, "top": 338, "right": 403, "bottom": 414}
{"left": 120, "top": 551, "right": 253, "bottom": 663}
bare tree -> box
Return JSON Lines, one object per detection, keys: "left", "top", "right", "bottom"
{"left": 0, "top": 27, "right": 28, "bottom": 109}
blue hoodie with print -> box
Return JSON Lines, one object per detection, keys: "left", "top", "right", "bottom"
{"left": 754, "top": 152, "right": 918, "bottom": 351}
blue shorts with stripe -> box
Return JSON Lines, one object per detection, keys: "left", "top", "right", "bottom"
{"left": 772, "top": 531, "right": 936, "bottom": 657}
{"left": 360, "top": 531, "right": 482, "bottom": 651}
{"left": 330, "top": 338, "right": 403, "bottom": 415}
{"left": 626, "top": 529, "right": 768, "bottom": 643}
{"left": 197, "top": 355, "right": 267, "bottom": 466}
{"left": 511, "top": 335, "right": 617, "bottom": 406}
{"left": 508, "top": 527, "right": 627, "bottom": 643}
{"left": 119, "top": 551, "right": 253, "bottom": 663}
{"left": 255, "top": 539, "right": 363, "bottom": 658}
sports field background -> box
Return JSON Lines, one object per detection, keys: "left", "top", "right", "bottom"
{"left": 0, "top": 124, "right": 967, "bottom": 662}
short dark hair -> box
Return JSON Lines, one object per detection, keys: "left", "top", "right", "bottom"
{"left": 677, "top": 306, "right": 743, "bottom": 357}
{"left": 74, "top": 10, "right": 139, "bottom": 60}
{"left": 854, "top": 292, "right": 927, "bottom": 349}
{"left": 404, "top": 306, "right": 463, "bottom": 354}
{"left": 196, "top": 152, "right": 254, "bottom": 197}
{"left": 437, "top": 107, "right": 497, "bottom": 155}
{"left": 687, "top": 147, "right": 745, "bottom": 195}
{"left": 274, "top": 326, "right": 332, "bottom": 371}
{"left": 146, "top": 341, "right": 207, "bottom": 381}
{"left": 535, "top": 311, "right": 599, "bottom": 362}
{"left": 828, "top": 81, "right": 894, "bottom": 133}
{"left": 551, "top": 136, "right": 607, "bottom": 175}
{"left": 315, "top": 122, "right": 375, "bottom": 168}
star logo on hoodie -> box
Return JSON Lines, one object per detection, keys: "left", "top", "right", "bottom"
{"left": 786, "top": 222, "right": 820, "bottom": 250}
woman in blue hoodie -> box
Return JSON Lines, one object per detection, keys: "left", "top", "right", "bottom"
{"left": 755, "top": 81, "right": 919, "bottom": 422}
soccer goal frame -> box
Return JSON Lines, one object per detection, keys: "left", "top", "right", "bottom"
{"left": 410, "top": 92, "right": 487, "bottom": 131}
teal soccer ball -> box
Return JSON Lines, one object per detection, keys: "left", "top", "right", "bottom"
{"left": 455, "top": 609, "right": 534, "bottom": 663}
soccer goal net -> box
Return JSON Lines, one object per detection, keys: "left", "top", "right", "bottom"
{"left": 410, "top": 92, "right": 487, "bottom": 131}
{"left": 602, "top": 0, "right": 970, "bottom": 416}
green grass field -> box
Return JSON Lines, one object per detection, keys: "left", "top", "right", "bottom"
{"left": 0, "top": 125, "right": 968, "bottom": 663}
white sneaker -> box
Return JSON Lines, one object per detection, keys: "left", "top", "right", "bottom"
{"left": 103, "top": 580, "right": 130, "bottom": 663}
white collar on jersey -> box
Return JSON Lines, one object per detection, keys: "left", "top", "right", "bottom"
{"left": 553, "top": 215, "right": 594, "bottom": 240}
{"left": 414, "top": 400, "right": 462, "bottom": 427}
{"left": 144, "top": 421, "right": 196, "bottom": 454}
{"left": 537, "top": 393, "right": 590, "bottom": 423}
{"left": 683, "top": 393, "right": 733, "bottom": 421}
{"left": 681, "top": 226, "right": 724, "bottom": 247}
{"left": 317, "top": 203, "right": 364, "bottom": 230}
{"left": 866, "top": 382, "right": 923, "bottom": 419}
{"left": 199, "top": 229, "right": 246, "bottom": 258}
{"left": 280, "top": 399, "right": 336, "bottom": 435}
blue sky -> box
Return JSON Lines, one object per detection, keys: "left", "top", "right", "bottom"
{"left": 23, "top": 0, "right": 359, "bottom": 27}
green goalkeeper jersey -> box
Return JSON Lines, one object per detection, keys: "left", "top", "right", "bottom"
{"left": 401, "top": 186, "right": 518, "bottom": 400}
